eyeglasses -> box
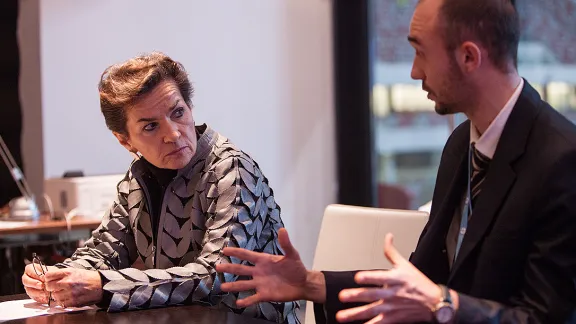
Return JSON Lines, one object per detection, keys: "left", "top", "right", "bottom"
{"left": 32, "top": 253, "right": 53, "bottom": 307}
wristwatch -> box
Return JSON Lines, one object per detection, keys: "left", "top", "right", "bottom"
{"left": 432, "top": 284, "right": 455, "bottom": 323}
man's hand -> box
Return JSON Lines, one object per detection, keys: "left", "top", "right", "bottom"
{"left": 336, "top": 233, "right": 458, "bottom": 323}
{"left": 44, "top": 268, "right": 103, "bottom": 308}
{"left": 217, "top": 228, "right": 326, "bottom": 307}
{"left": 22, "top": 263, "right": 58, "bottom": 304}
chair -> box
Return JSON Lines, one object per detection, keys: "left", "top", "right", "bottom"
{"left": 304, "top": 204, "right": 429, "bottom": 324}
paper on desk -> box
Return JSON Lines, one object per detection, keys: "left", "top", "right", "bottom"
{"left": 0, "top": 221, "right": 27, "bottom": 229}
{"left": 0, "top": 299, "right": 97, "bottom": 322}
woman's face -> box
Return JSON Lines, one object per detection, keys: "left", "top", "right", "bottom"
{"left": 114, "top": 80, "right": 198, "bottom": 170}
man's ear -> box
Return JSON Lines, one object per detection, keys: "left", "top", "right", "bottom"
{"left": 455, "top": 41, "right": 482, "bottom": 74}
{"left": 113, "top": 132, "right": 136, "bottom": 153}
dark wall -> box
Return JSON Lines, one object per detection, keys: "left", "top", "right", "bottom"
{"left": 0, "top": 0, "right": 23, "bottom": 207}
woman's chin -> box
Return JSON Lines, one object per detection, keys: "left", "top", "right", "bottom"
{"left": 163, "top": 154, "right": 194, "bottom": 170}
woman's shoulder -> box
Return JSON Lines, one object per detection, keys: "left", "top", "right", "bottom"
{"left": 208, "top": 131, "right": 260, "bottom": 170}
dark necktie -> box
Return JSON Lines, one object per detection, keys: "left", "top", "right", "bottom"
{"left": 470, "top": 143, "right": 491, "bottom": 209}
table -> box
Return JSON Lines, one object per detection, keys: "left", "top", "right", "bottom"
{"left": 0, "top": 294, "right": 273, "bottom": 324}
{"left": 0, "top": 217, "right": 101, "bottom": 235}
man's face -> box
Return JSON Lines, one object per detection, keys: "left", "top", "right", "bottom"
{"left": 114, "top": 80, "right": 198, "bottom": 170}
{"left": 408, "top": 0, "right": 469, "bottom": 115}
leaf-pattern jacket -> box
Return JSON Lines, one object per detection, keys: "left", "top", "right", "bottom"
{"left": 55, "top": 125, "right": 300, "bottom": 324}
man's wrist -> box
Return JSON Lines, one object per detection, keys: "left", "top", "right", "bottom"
{"left": 450, "top": 289, "right": 459, "bottom": 311}
{"left": 303, "top": 270, "right": 326, "bottom": 304}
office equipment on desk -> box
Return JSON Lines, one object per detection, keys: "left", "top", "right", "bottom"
{"left": 0, "top": 135, "right": 40, "bottom": 221}
{"left": 44, "top": 174, "right": 124, "bottom": 220}
{"left": 305, "top": 204, "right": 430, "bottom": 324}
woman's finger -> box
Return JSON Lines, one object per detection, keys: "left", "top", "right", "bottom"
{"left": 51, "top": 290, "right": 74, "bottom": 308}
{"left": 216, "top": 263, "right": 254, "bottom": 276}
{"left": 235, "top": 293, "right": 263, "bottom": 308}
{"left": 24, "top": 263, "right": 46, "bottom": 281}
{"left": 50, "top": 289, "right": 70, "bottom": 303}
{"left": 221, "top": 279, "right": 256, "bottom": 292}
{"left": 24, "top": 287, "right": 49, "bottom": 304}
{"left": 22, "top": 273, "right": 44, "bottom": 289}
{"left": 44, "top": 278, "right": 68, "bottom": 293}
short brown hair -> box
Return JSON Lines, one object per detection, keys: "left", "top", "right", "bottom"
{"left": 99, "top": 52, "right": 194, "bottom": 134}
{"left": 438, "top": 0, "right": 520, "bottom": 73}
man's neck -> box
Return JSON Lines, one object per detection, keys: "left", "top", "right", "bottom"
{"left": 465, "top": 73, "right": 522, "bottom": 135}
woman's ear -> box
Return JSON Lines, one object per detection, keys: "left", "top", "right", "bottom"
{"left": 113, "top": 132, "right": 136, "bottom": 153}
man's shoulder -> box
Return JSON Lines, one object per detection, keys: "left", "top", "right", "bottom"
{"left": 440, "top": 120, "right": 470, "bottom": 158}
{"left": 533, "top": 102, "right": 576, "bottom": 150}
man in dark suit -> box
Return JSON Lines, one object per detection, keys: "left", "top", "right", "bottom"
{"left": 216, "top": 0, "right": 576, "bottom": 323}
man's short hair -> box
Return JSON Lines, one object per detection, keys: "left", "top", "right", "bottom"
{"left": 438, "top": 0, "right": 520, "bottom": 73}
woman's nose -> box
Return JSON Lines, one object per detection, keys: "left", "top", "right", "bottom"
{"left": 164, "top": 126, "right": 181, "bottom": 143}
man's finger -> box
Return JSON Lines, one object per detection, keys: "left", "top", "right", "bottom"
{"left": 383, "top": 233, "right": 407, "bottom": 266}
{"left": 278, "top": 228, "right": 300, "bottom": 260}
{"left": 339, "top": 286, "right": 400, "bottom": 303}
{"left": 335, "top": 300, "right": 388, "bottom": 323}
{"left": 364, "top": 313, "right": 385, "bottom": 324}
{"left": 336, "top": 300, "right": 416, "bottom": 323}
{"left": 236, "top": 294, "right": 262, "bottom": 308}
{"left": 366, "top": 307, "right": 419, "bottom": 324}
{"left": 216, "top": 263, "right": 254, "bottom": 276}
{"left": 220, "top": 279, "right": 256, "bottom": 292}
{"left": 354, "top": 270, "right": 404, "bottom": 286}
{"left": 222, "top": 247, "right": 261, "bottom": 264}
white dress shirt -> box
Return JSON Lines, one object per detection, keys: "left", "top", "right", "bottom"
{"left": 470, "top": 78, "right": 524, "bottom": 157}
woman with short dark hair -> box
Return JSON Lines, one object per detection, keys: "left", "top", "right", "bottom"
{"left": 21, "top": 52, "right": 299, "bottom": 324}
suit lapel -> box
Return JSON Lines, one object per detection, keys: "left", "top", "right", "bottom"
{"left": 449, "top": 80, "right": 541, "bottom": 277}
{"left": 412, "top": 123, "right": 469, "bottom": 281}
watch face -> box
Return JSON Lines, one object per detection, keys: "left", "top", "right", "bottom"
{"left": 435, "top": 306, "right": 455, "bottom": 323}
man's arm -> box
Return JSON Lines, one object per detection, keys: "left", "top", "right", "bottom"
{"left": 316, "top": 271, "right": 370, "bottom": 324}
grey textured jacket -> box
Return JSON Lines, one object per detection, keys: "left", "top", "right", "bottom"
{"left": 56, "top": 125, "right": 300, "bottom": 323}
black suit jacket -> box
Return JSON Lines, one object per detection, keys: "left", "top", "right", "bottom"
{"left": 316, "top": 81, "right": 576, "bottom": 324}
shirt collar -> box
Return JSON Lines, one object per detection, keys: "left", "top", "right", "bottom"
{"left": 470, "top": 78, "right": 524, "bottom": 159}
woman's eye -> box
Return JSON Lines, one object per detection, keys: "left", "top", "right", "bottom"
{"left": 173, "top": 107, "right": 185, "bottom": 118}
{"left": 143, "top": 123, "right": 158, "bottom": 132}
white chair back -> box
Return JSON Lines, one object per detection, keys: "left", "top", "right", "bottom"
{"left": 304, "top": 204, "right": 429, "bottom": 324}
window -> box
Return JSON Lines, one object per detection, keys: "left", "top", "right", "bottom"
{"left": 368, "top": 0, "right": 576, "bottom": 210}
{"left": 333, "top": 0, "right": 576, "bottom": 209}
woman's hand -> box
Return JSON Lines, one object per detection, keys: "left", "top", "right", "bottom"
{"left": 44, "top": 268, "right": 103, "bottom": 307}
{"left": 22, "top": 263, "right": 57, "bottom": 304}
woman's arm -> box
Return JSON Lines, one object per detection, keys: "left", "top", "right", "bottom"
{"left": 56, "top": 171, "right": 140, "bottom": 271}
{"left": 89, "top": 154, "right": 298, "bottom": 323}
